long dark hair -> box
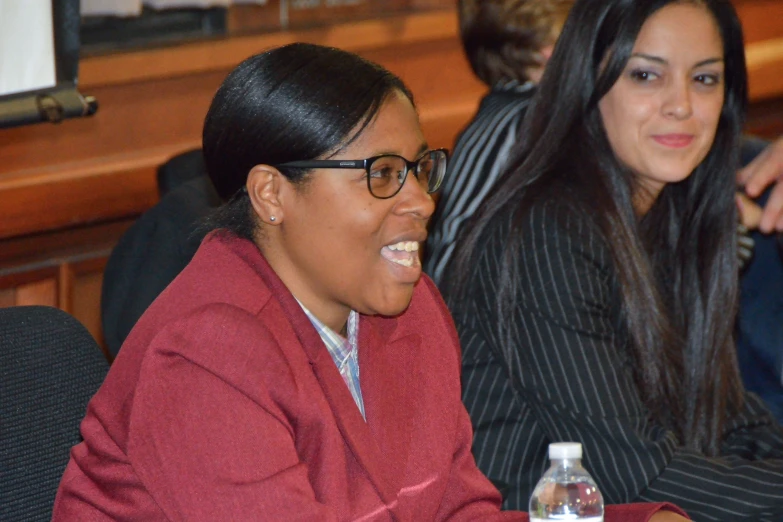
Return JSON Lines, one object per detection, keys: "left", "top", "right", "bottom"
{"left": 449, "top": 0, "right": 747, "bottom": 455}
{"left": 201, "top": 42, "right": 413, "bottom": 240}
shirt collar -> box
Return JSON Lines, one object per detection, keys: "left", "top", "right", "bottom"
{"left": 295, "top": 300, "right": 359, "bottom": 366}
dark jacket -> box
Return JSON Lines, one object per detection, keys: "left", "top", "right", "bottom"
{"left": 452, "top": 197, "right": 783, "bottom": 521}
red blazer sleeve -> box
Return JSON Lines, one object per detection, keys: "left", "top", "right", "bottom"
{"left": 128, "top": 304, "right": 339, "bottom": 521}
{"left": 434, "top": 404, "right": 515, "bottom": 520}
{"left": 605, "top": 503, "right": 689, "bottom": 521}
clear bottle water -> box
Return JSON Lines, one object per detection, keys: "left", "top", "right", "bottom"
{"left": 529, "top": 442, "right": 604, "bottom": 522}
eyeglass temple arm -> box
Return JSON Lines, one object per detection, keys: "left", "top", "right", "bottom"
{"left": 276, "top": 160, "right": 366, "bottom": 169}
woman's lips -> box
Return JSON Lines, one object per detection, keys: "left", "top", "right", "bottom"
{"left": 381, "top": 243, "right": 422, "bottom": 282}
{"left": 652, "top": 134, "right": 694, "bottom": 148}
{"left": 381, "top": 243, "right": 420, "bottom": 268}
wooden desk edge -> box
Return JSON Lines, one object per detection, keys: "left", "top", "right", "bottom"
{"left": 80, "top": 10, "right": 459, "bottom": 88}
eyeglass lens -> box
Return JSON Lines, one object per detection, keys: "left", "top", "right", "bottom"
{"left": 367, "top": 150, "right": 446, "bottom": 198}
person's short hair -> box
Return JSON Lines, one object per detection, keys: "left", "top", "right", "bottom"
{"left": 458, "top": 0, "right": 574, "bottom": 86}
{"left": 201, "top": 43, "right": 413, "bottom": 241}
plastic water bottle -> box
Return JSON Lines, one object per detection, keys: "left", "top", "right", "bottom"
{"left": 529, "top": 442, "right": 604, "bottom": 521}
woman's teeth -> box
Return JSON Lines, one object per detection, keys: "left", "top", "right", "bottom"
{"left": 392, "top": 257, "right": 415, "bottom": 267}
{"left": 382, "top": 241, "right": 421, "bottom": 268}
{"left": 387, "top": 241, "right": 419, "bottom": 252}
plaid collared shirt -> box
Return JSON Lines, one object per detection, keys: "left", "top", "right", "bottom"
{"left": 298, "top": 303, "right": 365, "bottom": 420}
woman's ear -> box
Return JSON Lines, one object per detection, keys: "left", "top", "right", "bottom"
{"left": 246, "top": 164, "right": 285, "bottom": 225}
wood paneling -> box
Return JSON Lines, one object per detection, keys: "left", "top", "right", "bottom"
{"left": 735, "top": 0, "right": 783, "bottom": 43}
{"left": 0, "top": 261, "right": 109, "bottom": 355}
{"left": 0, "top": 267, "right": 59, "bottom": 290}
{"left": 0, "top": 219, "right": 131, "bottom": 269}
{"left": 746, "top": 44, "right": 783, "bottom": 102}
{"left": 0, "top": 158, "right": 158, "bottom": 241}
{"left": 70, "top": 258, "right": 108, "bottom": 357}
{"left": 14, "top": 279, "right": 58, "bottom": 308}
{"left": 736, "top": 0, "right": 783, "bottom": 102}
{"left": 0, "top": 221, "right": 131, "bottom": 350}
{"left": 78, "top": 11, "right": 459, "bottom": 88}
{"left": 0, "top": 288, "right": 14, "bottom": 308}
{"left": 0, "top": 261, "right": 108, "bottom": 353}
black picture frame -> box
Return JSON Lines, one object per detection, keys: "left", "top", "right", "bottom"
{"left": 0, "top": 0, "right": 97, "bottom": 130}
{"left": 53, "top": 0, "right": 81, "bottom": 86}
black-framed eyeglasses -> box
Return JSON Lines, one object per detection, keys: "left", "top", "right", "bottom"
{"left": 275, "top": 148, "right": 448, "bottom": 199}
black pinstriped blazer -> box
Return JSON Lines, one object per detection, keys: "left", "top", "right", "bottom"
{"left": 452, "top": 198, "right": 783, "bottom": 521}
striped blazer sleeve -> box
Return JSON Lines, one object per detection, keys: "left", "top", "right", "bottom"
{"left": 425, "top": 86, "right": 534, "bottom": 285}
{"left": 466, "top": 200, "right": 783, "bottom": 521}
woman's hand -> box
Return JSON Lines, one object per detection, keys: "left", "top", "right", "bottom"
{"left": 737, "top": 138, "right": 783, "bottom": 233}
{"left": 737, "top": 192, "right": 763, "bottom": 230}
{"left": 648, "top": 510, "right": 691, "bottom": 522}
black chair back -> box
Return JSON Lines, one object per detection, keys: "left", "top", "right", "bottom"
{"left": 102, "top": 149, "right": 221, "bottom": 357}
{"left": 0, "top": 306, "right": 108, "bottom": 522}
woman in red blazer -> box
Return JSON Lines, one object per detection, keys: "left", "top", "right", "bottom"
{"left": 53, "top": 43, "right": 686, "bottom": 521}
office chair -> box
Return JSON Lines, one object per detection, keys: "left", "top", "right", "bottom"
{"left": 101, "top": 149, "right": 221, "bottom": 357}
{"left": 156, "top": 147, "right": 209, "bottom": 198}
{"left": 0, "top": 306, "right": 108, "bottom": 522}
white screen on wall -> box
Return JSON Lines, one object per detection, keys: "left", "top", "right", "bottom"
{"left": 0, "top": 0, "right": 56, "bottom": 97}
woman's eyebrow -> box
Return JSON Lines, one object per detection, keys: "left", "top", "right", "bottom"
{"left": 693, "top": 57, "right": 725, "bottom": 68}
{"left": 630, "top": 53, "right": 724, "bottom": 68}
{"left": 372, "top": 143, "right": 429, "bottom": 158}
{"left": 630, "top": 53, "right": 667, "bottom": 64}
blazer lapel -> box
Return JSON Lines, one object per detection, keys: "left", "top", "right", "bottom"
{"left": 249, "top": 249, "right": 401, "bottom": 507}
{"left": 306, "top": 346, "right": 400, "bottom": 503}
{"left": 359, "top": 317, "right": 418, "bottom": 484}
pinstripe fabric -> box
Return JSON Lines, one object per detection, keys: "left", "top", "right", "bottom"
{"left": 454, "top": 199, "right": 783, "bottom": 521}
{"left": 424, "top": 81, "right": 535, "bottom": 285}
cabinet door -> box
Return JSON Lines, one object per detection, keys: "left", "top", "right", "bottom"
{"left": 0, "top": 269, "right": 59, "bottom": 308}
{"left": 0, "top": 259, "right": 110, "bottom": 359}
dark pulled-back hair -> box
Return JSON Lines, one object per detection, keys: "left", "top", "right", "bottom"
{"left": 202, "top": 42, "right": 413, "bottom": 240}
{"left": 458, "top": 0, "right": 574, "bottom": 86}
{"left": 450, "top": 0, "right": 747, "bottom": 454}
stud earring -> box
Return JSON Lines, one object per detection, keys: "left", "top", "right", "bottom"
{"left": 269, "top": 216, "right": 276, "bottom": 222}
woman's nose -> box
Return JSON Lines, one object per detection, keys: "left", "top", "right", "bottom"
{"left": 395, "top": 171, "right": 435, "bottom": 220}
{"left": 662, "top": 79, "right": 693, "bottom": 120}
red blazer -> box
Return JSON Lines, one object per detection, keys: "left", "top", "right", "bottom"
{"left": 53, "top": 233, "right": 684, "bottom": 521}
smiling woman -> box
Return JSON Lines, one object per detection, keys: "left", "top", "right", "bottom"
{"left": 201, "top": 52, "right": 440, "bottom": 332}
{"left": 243, "top": 92, "right": 443, "bottom": 329}
{"left": 49, "top": 42, "right": 687, "bottom": 522}
{"left": 598, "top": 3, "right": 726, "bottom": 211}
{"left": 447, "top": 0, "right": 783, "bottom": 519}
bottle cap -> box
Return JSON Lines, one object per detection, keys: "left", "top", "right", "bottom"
{"left": 549, "top": 442, "right": 582, "bottom": 460}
